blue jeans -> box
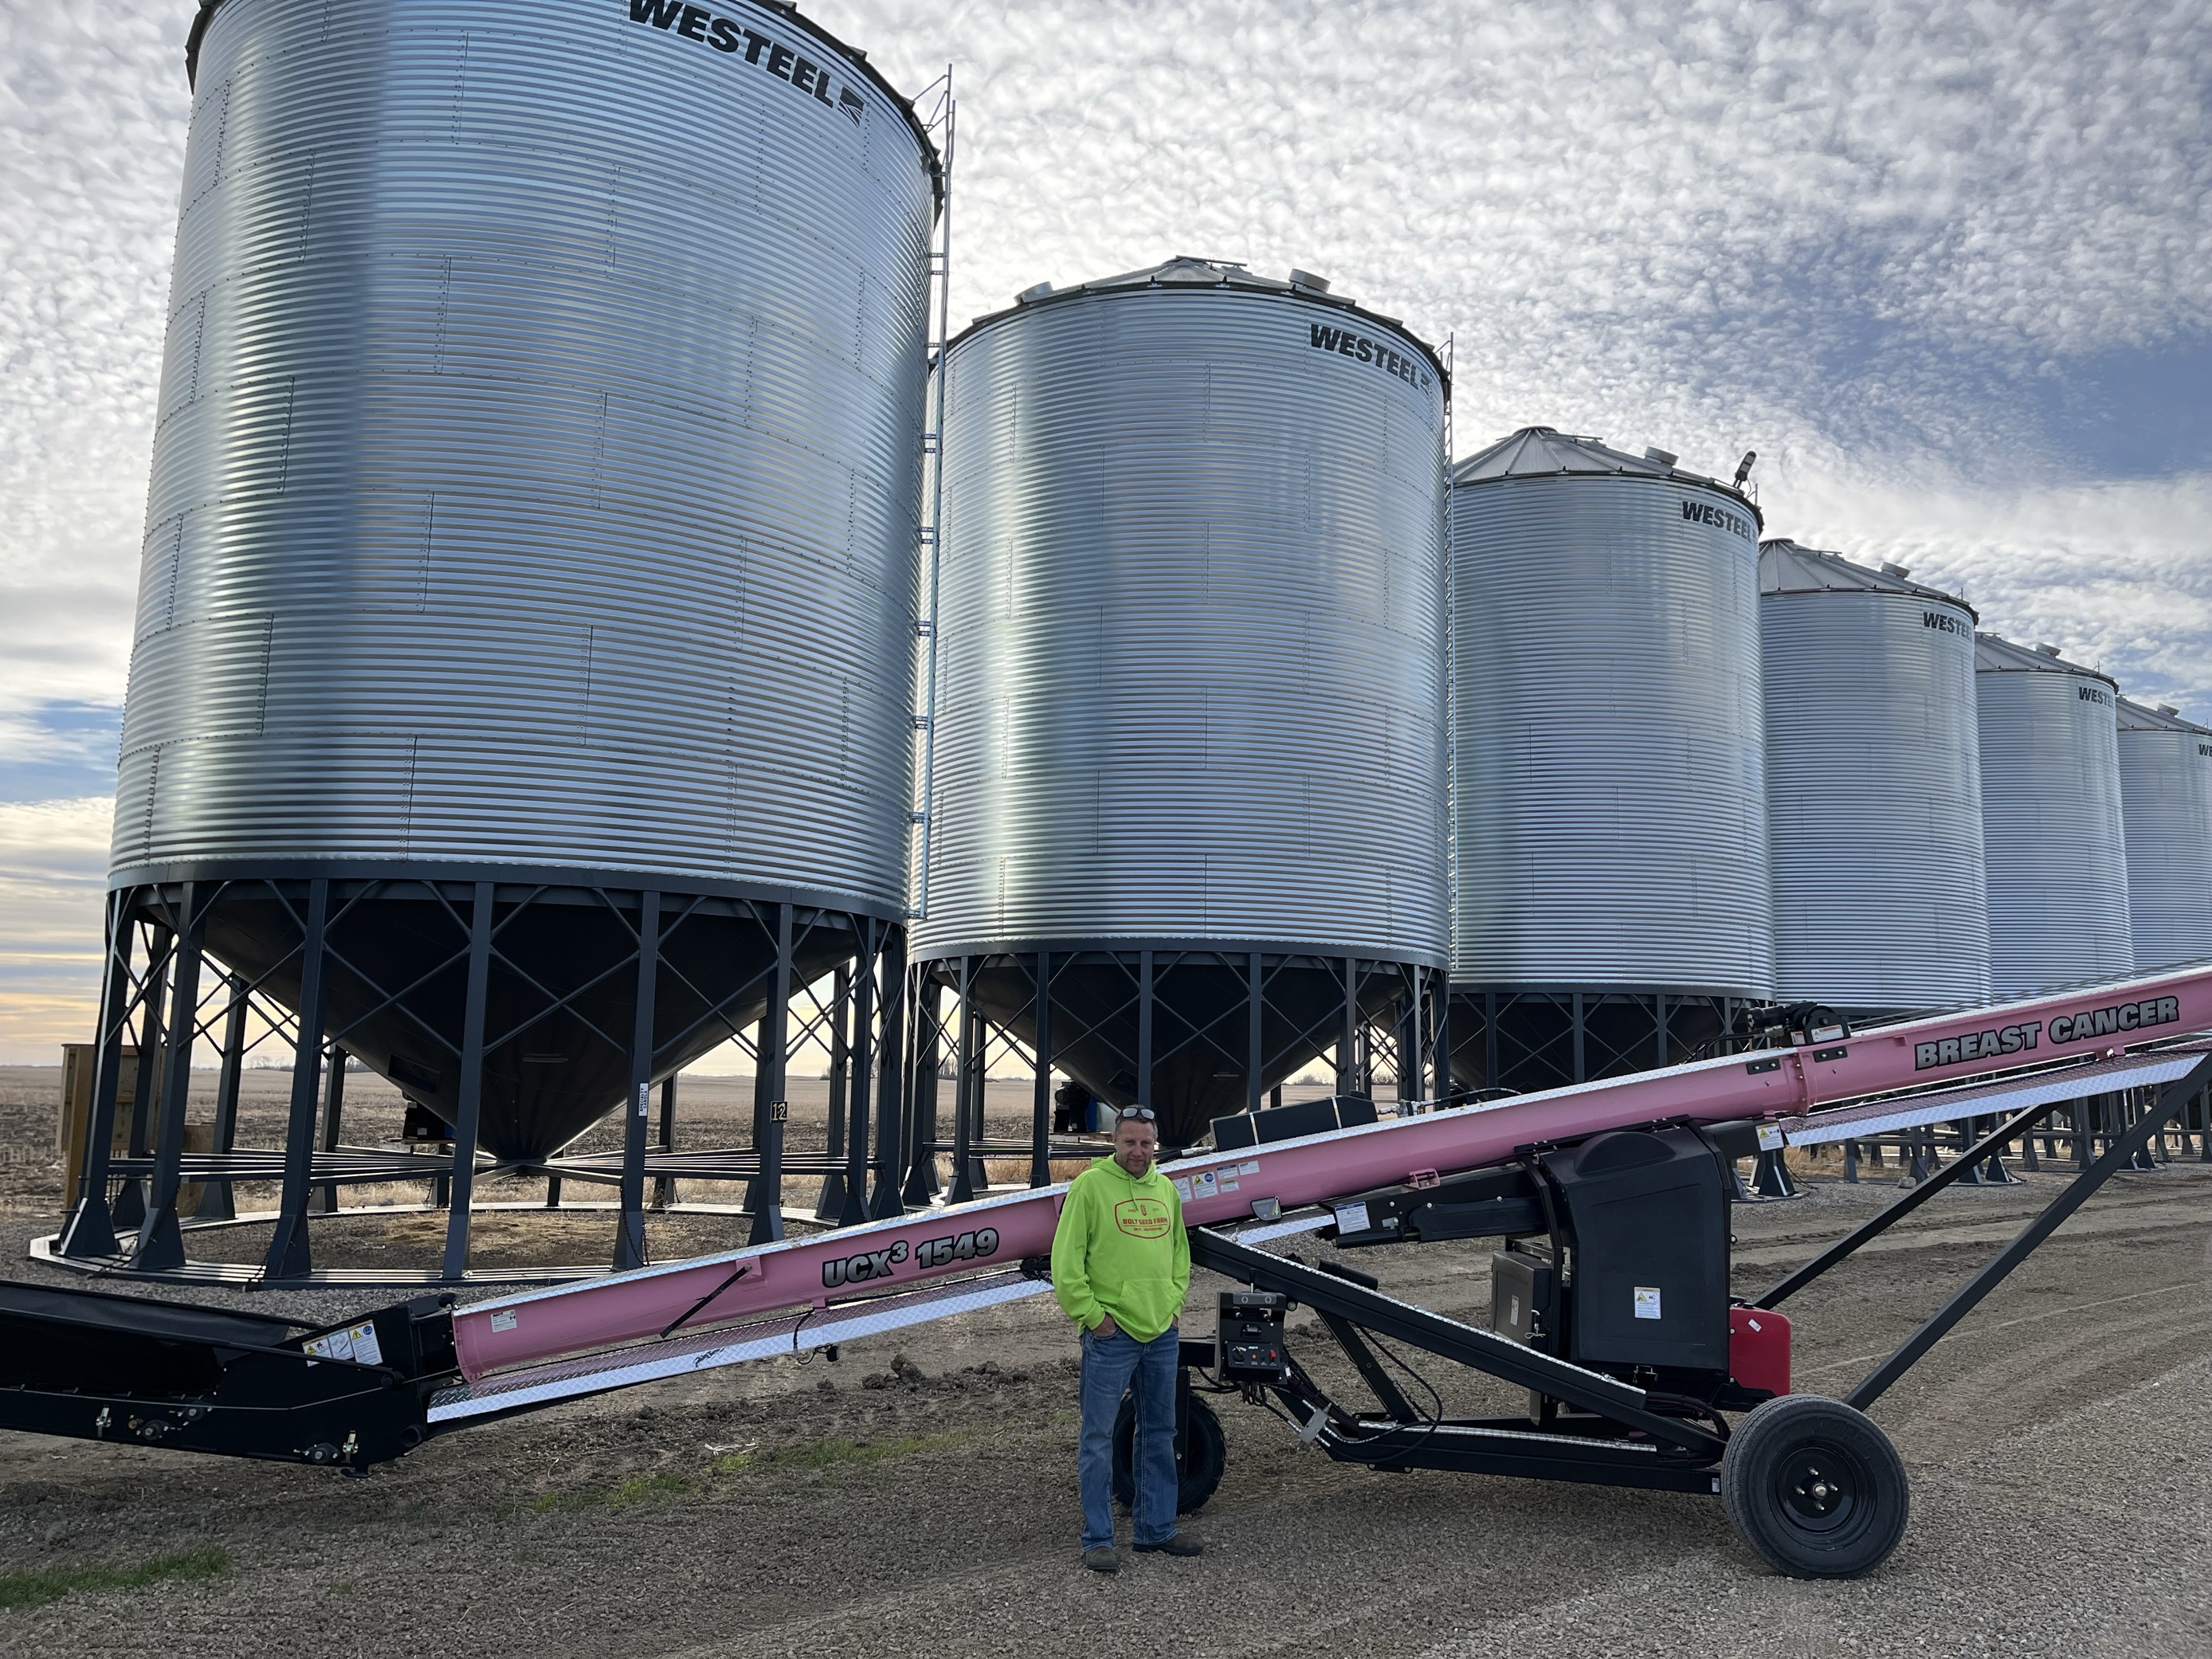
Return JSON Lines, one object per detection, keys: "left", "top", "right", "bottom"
{"left": 1079, "top": 1322, "right": 1180, "bottom": 1550}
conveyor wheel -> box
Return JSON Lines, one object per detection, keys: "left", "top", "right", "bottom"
{"left": 1111, "top": 1394, "right": 1226, "bottom": 1515}
{"left": 1722, "top": 1394, "right": 1908, "bottom": 1579}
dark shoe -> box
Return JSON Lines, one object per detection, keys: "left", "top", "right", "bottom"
{"left": 1082, "top": 1545, "right": 1120, "bottom": 1574}
{"left": 1135, "top": 1534, "right": 1203, "bottom": 1557}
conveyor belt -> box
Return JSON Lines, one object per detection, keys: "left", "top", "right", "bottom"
{"left": 448, "top": 965, "right": 2212, "bottom": 1388}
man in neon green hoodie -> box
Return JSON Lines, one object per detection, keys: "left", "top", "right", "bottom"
{"left": 1052, "top": 1105, "right": 1198, "bottom": 1573}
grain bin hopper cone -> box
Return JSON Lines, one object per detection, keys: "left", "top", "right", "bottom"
{"left": 199, "top": 884, "right": 858, "bottom": 1163}
{"left": 951, "top": 952, "right": 1416, "bottom": 1146}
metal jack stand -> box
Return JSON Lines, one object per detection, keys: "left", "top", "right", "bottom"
{"left": 1751, "top": 1148, "right": 1801, "bottom": 1199}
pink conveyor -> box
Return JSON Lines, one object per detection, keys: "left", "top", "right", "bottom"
{"left": 441, "top": 963, "right": 2212, "bottom": 1403}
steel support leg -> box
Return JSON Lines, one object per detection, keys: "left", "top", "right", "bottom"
{"left": 1337, "top": 957, "right": 1357, "bottom": 1096}
{"left": 264, "top": 880, "right": 331, "bottom": 1280}
{"left": 2128, "top": 1088, "right": 2163, "bottom": 1170}
{"left": 814, "top": 963, "right": 853, "bottom": 1222}
{"left": 134, "top": 884, "right": 206, "bottom": 1269}
{"left": 312, "top": 1041, "right": 347, "bottom": 1215}
{"left": 438, "top": 881, "right": 496, "bottom": 1282}
{"left": 948, "top": 956, "right": 979, "bottom": 1204}
{"left": 1245, "top": 951, "right": 1264, "bottom": 1117}
{"left": 904, "top": 968, "right": 942, "bottom": 1204}
{"left": 195, "top": 971, "right": 249, "bottom": 1222}
{"left": 747, "top": 901, "right": 793, "bottom": 1245}
{"left": 839, "top": 924, "right": 877, "bottom": 1225}
{"left": 614, "top": 890, "right": 660, "bottom": 1272}
{"left": 1138, "top": 949, "right": 1155, "bottom": 1113}
{"left": 964, "top": 989, "right": 989, "bottom": 1192}
{"left": 1030, "top": 948, "right": 1053, "bottom": 1188}
{"left": 652, "top": 1076, "right": 678, "bottom": 1209}
{"left": 1397, "top": 965, "right": 1424, "bottom": 1109}
{"left": 113, "top": 922, "right": 172, "bottom": 1233}
{"left": 1979, "top": 1115, "right": 2021, "bottom": 1183}
{"left": 58, "top": 890, "right": 135, "bottom": 1259}
{"left": 1430, "top": 975, "right": 1449, "bottom": 1101}
{"left": 870, "top": 929, "right": 908, "bottom": 1218}
{"left": 1358, "top": 971, "right": 1376, "bottom": 1096}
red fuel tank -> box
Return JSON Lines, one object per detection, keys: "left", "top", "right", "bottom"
{"left": 1729, "top": 1304, "right": 1792, "bottom": 1397}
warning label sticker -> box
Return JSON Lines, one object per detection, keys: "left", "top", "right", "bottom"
{"left": 1634, "top": 1287, "right": 1662, "bottom": 1320}
{"left": 304, "top": 1320, "right": 385, "bottom": 1367}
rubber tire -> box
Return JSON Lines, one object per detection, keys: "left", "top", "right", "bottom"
{"left": 1722, "top": 1394, "right": 1909, "bottom": 1579}
{"left": 1110, "top": 1393, "right": 1226, "bottom": 1516}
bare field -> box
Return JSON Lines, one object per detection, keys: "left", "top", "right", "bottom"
{"left": 2, "top": 1062, "right": 2208, "bottom": 1657}
{"left": 0, "top": 1065, "right": 1213, "bottom": 1268}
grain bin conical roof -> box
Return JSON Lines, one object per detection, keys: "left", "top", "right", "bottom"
{"left": 1758, "top": 540, "right": 1975, "bottom": 617}
{"left": 1453, "top": 428, "right": 1758, "bottom": 520}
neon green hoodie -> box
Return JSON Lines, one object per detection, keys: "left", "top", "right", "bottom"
{"left": 1050, "top": 1156, "right": 1191, "bottom": 1341}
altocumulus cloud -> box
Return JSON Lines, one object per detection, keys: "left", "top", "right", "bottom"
{"left": 0, "top": 0, "right": 2207, "bottom": 1052}
{"left": 831, "top": 0, "right": 2211, "bottom": 691}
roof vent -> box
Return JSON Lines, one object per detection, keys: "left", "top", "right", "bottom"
{"left": 1288, "top": 269, "right": 1330, "bottom": 292}
{"left": 1880, "top": 562, "right": 1912, "bottom": 578}
{"left": 1017, "top": 281, "right": 1053, "bottom": 304}
{"left": 2159, "top": 704, "right": 2180, "bottom": 716}
{"left": 2034, "top": 643, "right": 2062, "bottom": 657}
{"left": 1643, "top": 446, "right": 1678, "bottom": 468}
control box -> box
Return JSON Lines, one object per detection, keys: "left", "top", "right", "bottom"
{"left": 1489, "top": 1249, "right": 1558, "bottom": 1350}
{"left": 1216, "top": 1290, "right": 1291, "bottom": 1383}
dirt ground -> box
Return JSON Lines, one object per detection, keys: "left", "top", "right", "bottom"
{"left": 2, "top": 1063, "right": 2209, "bottom": 1657}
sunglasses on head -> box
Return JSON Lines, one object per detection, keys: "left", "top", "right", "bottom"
{"left": 1116, "top": 1106, "right": 1156, "bottom": 1123}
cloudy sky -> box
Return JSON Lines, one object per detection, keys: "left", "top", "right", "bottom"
{"left": 2, "top": 0, "right": 2207, "bottom": 1058}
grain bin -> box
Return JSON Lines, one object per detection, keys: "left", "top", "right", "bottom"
{"left": 104, "top": 0, "right": 937, "bottom": 1167}
{"left": 912, "top": 258, "right": 1450, "bottom": 1147}
{"left": 1975, "top": 636, "right": 2132, "bottom": 997}
{"left": 1759, "top": 543, "right": 1990, "bottom": 1013}
{"left": 1448, "top": 429, "right": 1771, "bottom": 1092}
{"left": 2116, "top": 698, "right": 2212, "bottom": 972}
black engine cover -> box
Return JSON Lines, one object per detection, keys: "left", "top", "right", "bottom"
{"left": 1539, "top": 1128, "right": 1729, "bottom": 1374}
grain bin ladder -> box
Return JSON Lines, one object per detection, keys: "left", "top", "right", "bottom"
{"left": 6, "top": 965, "right": 2209, "bottom": 1577}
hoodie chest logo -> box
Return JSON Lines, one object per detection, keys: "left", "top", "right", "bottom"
{"left": 1115, "top": 1198, "right": 1171, "bottom": 1239}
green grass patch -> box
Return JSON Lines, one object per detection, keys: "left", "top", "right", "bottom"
{"left": 517, "top": 1428, "right": 972, "bottom": 1516}
{"left": 752, "top": 1428, "right": 968, "bottom": 1473}
{"left": 526, "top": 1469, "right": 700, "bottom": 1514}
{"left": 0, "top": 1547, "right": 232, "bottom": 1613}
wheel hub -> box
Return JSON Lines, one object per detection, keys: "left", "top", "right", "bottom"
{"left": 1779, "top": 1442, "right": 1859, "bottom": 1533}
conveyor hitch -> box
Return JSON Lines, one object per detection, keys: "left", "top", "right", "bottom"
{"left": 0, "top": 1280, "right": 453, "bottom": 1472}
